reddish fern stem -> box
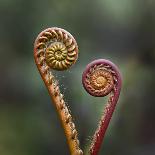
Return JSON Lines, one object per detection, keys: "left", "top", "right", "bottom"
{"left": 82, "top": 59, "right": 122, "bottom": 155}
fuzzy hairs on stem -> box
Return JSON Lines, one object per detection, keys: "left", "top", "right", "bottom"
{"left": 82, "top": 59, "right": 122, "bottom": 155}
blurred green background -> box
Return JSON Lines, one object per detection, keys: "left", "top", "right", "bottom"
{"left": 0, "top": 0, "right": 155, "bottom": 155}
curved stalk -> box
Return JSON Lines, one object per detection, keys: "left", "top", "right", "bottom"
{"left": 82, "top": 59, "right": 122, "bottom": 155}
{"left": 34, "top": 27, "right": 83, "bottom": 155}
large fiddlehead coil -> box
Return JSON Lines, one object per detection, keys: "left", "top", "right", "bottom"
{"left": 35, "top": 27, "right": 78, "bottom": 71}
{"left": 34, "top": 27, "right": 83, "bottom": 155}
{"left": 82, "top": 59, "right": 122, "bottom": 155}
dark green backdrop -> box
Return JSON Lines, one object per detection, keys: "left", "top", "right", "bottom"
{"left": 0, "top": 0, "right": 155, "bottom": 155}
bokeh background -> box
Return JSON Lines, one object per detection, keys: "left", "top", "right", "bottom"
{"left": 0, "top": 0, "right": 155, "bottom": 155}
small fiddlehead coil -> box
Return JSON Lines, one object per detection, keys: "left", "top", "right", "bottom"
{"left": 82, "top": 59, "right": 122, "bottom": 155}
{"left": 34, "top": 27, "right": 83, "bottom": 155}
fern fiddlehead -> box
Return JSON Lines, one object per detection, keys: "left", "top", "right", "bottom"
{"left": 34, "top": 27, "right": 83, "bottom": 155}
{"left": 82, "top": 59, "right": 122, "bottom": 155}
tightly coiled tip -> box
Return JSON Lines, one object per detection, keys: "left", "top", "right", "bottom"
{"left": 82, "top": 59, "right": 122, "bottom": 97}
{"left": 34, "top": 27, "right": 78, "bottom": 71}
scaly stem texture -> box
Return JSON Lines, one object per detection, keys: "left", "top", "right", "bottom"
{"left": 82, "top": 59, "right": 122, "bottom": 155}
{"left": 34, "top": 27, "right": 83, "bottom": 155}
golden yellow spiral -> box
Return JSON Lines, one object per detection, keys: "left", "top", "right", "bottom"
{"left": 35, "top": 27, "right": 78, "bottom": 70}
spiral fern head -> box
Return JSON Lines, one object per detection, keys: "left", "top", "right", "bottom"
{"left": 34, "top": 27, "right": 78, "bottom": 70}
{"left": 82, "top": 59, "right": 121, "bottom": 97}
